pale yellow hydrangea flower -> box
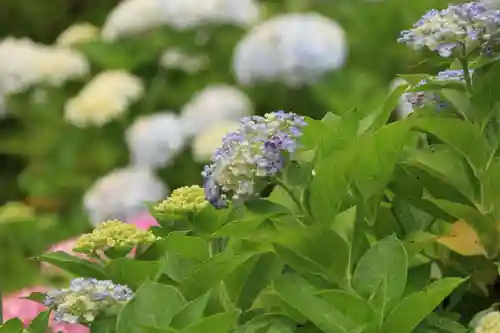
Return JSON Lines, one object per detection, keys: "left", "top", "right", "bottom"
{"left": 476, "top": 311, "right": 500, "bottom": 333}
{"left": 64, "top": 71, "right": 144, "bottom": 127}
{"left": 56, "top": 23, "right": 100, "bottom": 46}
{"left": 191, "top": 121, "right": 240, "bottom": 162}
{"left": 155, "top": 185, "right": 208, "bottom": 217}
{"left": 74, "top": 219, "right": 158, "bottom": 253}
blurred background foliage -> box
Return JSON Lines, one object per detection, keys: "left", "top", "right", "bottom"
{"left": 0, "top": 0, "right": 452, "bottom": 291}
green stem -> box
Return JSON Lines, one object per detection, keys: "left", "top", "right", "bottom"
{"left": 459, "top": 57, "right": 474, "bottom": 94}
{"left": 275, "top": 179, "right": 311, "bottom": 221}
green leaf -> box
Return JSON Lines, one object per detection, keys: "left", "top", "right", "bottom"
{"left": 382, "top": 278, "right": 465, "bottom": 333}
{"left": 90, "top": 316, "right": 116, "bottom": 333}
{"left": 23, "top": 291, "right": 46, "bottom": 304}
{"left": 0, "top": 319, "right": 24, "bottom": 333}
{"left": 354, "top": 122, "right": 412, "bottom": 200}
{"left": 316, "top": 290, "right": 376, "bottom": 330}
{"left": 224, "top": 252, "right": 284, "bottom": 310}
{"left": 170, "top": 292, "right": 211, "bottom": 330}
{"left": 116, "top": 282, "right": 187, "bottom": 333}
{"left": 182, "top": 311, "right": 241, "bottom": 333}
{"left": 179, "top": 250, "right": 256, "bottom": 300}
{"left": 29, "top": 311, "right": 50, "bottom": 333}
{"left": 273, "top": 273, "right": 358, "bottom": 333}
{"left": 106, "top": 258, "right": 160, "bottom": 289}
{"left": 274, "top": 226, "right": 350, "bottom": 286}
{"left": 360, "top": 83, "right": 408, "bottom": 133}
{"left": 411, "top": 117, "right": 492, "bottom": 174}
{"left": 190, "top": 204, "right": 227, "bottom": 235}
{"left": 404, "top": 264, "right": 431, "bottom": 296}
{"left": 352, "top": 235, "right": 408, "bottom": 315}
{"left": 403, "top": 145, "right": 477, "bottom": 202}
{"left": 234, "top": 314, "right": 296, "bottom": 333}
{"left": 391, "top": 196, "right": 435, "bottom": 235}
{"left": 310, "top": 146, "right": 357, "bottom": 224}
{"left": 397, "top": 74, "right": 430, "bottom": 85}
{"left": 35, "top": 251, "right": 106, "bottom": 279}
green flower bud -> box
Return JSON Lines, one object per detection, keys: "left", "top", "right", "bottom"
{"left": 74, "top": 219, "right": 158, "bottom": 253}
{"left": 155, "top": 185, "right": 208, "bottom": 217}
{"left": 476, "top": 312, "right": 500, "bottom": 333}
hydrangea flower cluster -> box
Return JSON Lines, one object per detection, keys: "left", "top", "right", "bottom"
{"left": 73, "top": 219, "right": 158, "bottom": 254}
{"left": 154, "top": 185, "right": 208, "bottom": 216}
{"left": 43, "top": 278, "right": 133, "bottom": 324}
{"left": 202, "top": 111, "right": 307, "bottom": 208}
{"left": 475, "top": 311, "right": 500, "bottom": 333}
{"left": 404, "top": 69, "right": 474, "bottom": 110}
{"left": 398, "top": 2, "right": 500, "bottom": 57}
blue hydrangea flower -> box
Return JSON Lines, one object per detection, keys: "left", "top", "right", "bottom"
{"left": 43, "top": 278, "right": 133, "bottom": 324}
{"left": 202, "top": 111, "right": 307, "bottom": 208}
{"left": 398, "top": 2, "right": 500, "bottom": 57}
{"left": 404, "top": 69, "right": 474, "bottom": 110}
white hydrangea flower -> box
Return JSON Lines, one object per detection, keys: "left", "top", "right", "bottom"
{"left": 192, "top": 121, "right": 240, "bottom": 162}
{"left": 233, "top": 13, "right": 348, "bottom": 87}
{"left": 64, "top": 70, "right": 144, "bottom": 128}
{"left": 162, "top": 0, "right": 260, "bottom": 30}
{"left": 102, "top": 0, "right": 169, "bottom": 41}
{"left": 476, "top": 311, "right": 500, "bottom": 333}
{"left": 56, "top": 23, "right": 100, "bottom": 46}
{"left": 125, "top": 112, "right": 188, "bottom": 169}
{"left": 0, "top": 37, "right": 89, "bottom": 94}
{"left": 83, "top": 166, "right": 167, "bottom": 226}
{"left": 390, "top": 77, "right": 413, "bottom": 119}
{"left": 180, "top": 84, "right": 252, "bottom": 136}
{"left": 159, "top": 48, "right": 209, "bottom": 73}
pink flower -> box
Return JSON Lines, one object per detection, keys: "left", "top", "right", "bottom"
{"left": 126, "top": 211, "right": 159, "bottom": 230}
{"left": 2, "top": 287, "right": 89, "bottom": 333}
{"left": 41, "top": 238, "right": 89, "bottom": 276}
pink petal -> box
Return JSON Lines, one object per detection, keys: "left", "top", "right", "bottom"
{"left": 127, "top": 212, "right": 159, "bottom": 230}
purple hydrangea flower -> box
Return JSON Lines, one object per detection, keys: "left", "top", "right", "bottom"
{"left": 44, "top": 278, "right": 133, "bottom": 324}
{"left": 398, "top": 2, "right": 500, "bottom": 57}
{"left": 404, "top": 68, "right": 474, "bottom": 110}
{"left": 202, "top": 111, "right": 307, "bottom": 208}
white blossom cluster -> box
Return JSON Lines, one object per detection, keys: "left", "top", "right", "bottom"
{"left": 83, "top": 166, "right": 168, "bottom": 226}
{"left": 390, "top": 78, "right": 413, "bottom": 119}
{"left": 159, "top": 48, "right": 209, "bottom": 74}
{"left": 125, "top": 112, "right": 188, "bottom": 168}
{"left": 180, "top": 84, "right": 252, "bottom": 136}
{"left": 101, "top": 0, "right": 260, "bottom": 41}
{"left": 0, "top": 37, "right": 89, "bottom": 95}
{"left": 233, "top": 13, "right": 348, "bottom": 87}
{"left": 56, "top": 23, "right": 100, "bottom": 47}
{"left": 475, "top": 311, "right": 500, "bottom": 333}
{"left": 64, "top": 70, "right": 144, "bottom": 127}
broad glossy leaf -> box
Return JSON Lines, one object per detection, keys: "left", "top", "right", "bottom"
{"left": 182, "top": 311, "right": 241, "bottom": 333}
{"left": 404, "top": 264, "right": 431, "bottom": 296}
{"left": 35, "top": 251, "right": 106, "bottom": 279}
{"left": 170, "top": 292, "right": 211, "bottom": 330}
{"left": 274, "top": 226, "right": 350, "bottom": 285}
{"left": 410, "top": 117, "right": 492, "bottom": 174}
{"left": 116, "top": 282, "right": 186, "bottom": 333}
{"left": 382, "top": 278, "right": 465, "bottom": 333}
{"left": 0, "top": 319, "right": 24, "bottom": 333}
{"left": 29, "top": 311, "right": 50, "bottom": 333}
{"left": 274, "top": 273, "right": 358, "bottom": 333}
{"left": 392, "top": 196, "right": 435, "bottom": 235}
{"left": 224, "top": 252, "right": 283, "bottom": 310}
{"left": 403, "top": 145, "right": 476, "bottom": 202}
{"left": 179, "top": 250, "right": 256, "bottom": 300}
{"left": 316, "top": 290, "right": 376, "bottom": 330}
{"left": 106, "top": 259, "right": 160, "bottom": 289}
{"left": 352, "top": 235, "right": 407, "bottom": 315}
